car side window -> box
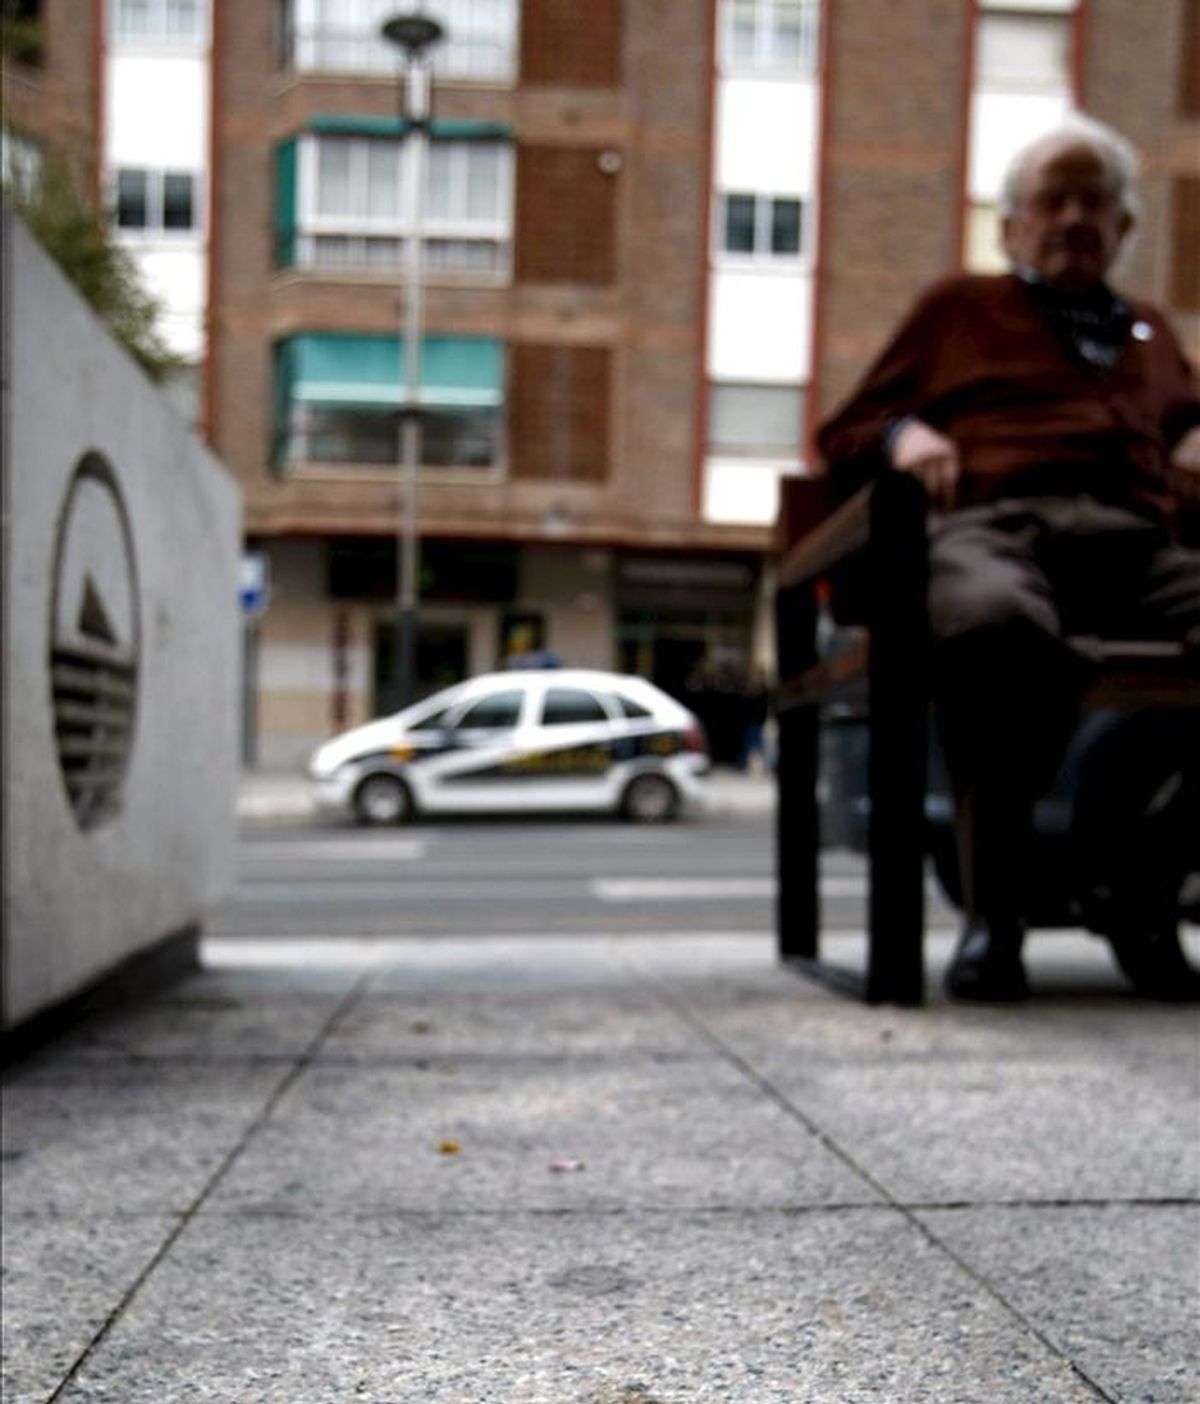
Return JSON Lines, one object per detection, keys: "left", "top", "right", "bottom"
{"left": 541, "top": 688, "right": 611, "bottom": 726}
{"left": 454, "top": 691, "right": 524, "bottom": 730}
{"left": 612, "top": 693, "right": 653, "bottom": 719}
{"left": 409, "top": 706, "right": 452, "bottom": 731}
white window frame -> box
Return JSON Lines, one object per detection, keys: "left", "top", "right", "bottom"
{"left": 716, "top": 190, "right": 808, "bottom": 264}
{"left": 112, "top": 166, "right": 202, "bottom": 237}
{"left": 295, "top": 133, "right": 513, "bottom": 280}
{"left": 111, "top": 0, "right": 208, "bottom": 46}
{"left": 708, "top": 380, "right": 807, "bottom": 459}
{"left": 975, "top": 7, "right": 1073, "bottom": 95}
{"left": 719, "top": 0, "right": 820, "bottom": 75}
{"left": 288, "top": 0, "right": 517, "bottom": 82}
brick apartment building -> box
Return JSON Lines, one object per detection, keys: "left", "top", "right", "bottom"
{"left": 4, "top": 0, "right": 1198, "bottom": 767}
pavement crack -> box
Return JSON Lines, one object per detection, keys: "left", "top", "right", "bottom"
{"left": 624, "top": 951, "right": 1122, "bottom": 1404}
{"left": 43, "top": 973, "right": 373, "bottom": 1404}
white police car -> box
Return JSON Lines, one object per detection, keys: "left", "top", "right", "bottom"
{"left": 309, "top": 669, "right": 711, "bottom": 825}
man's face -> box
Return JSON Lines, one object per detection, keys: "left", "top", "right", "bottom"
{"left": 1001, "top": 139, "right": 1132, "bottom": 292}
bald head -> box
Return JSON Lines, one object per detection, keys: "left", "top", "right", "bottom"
{"left": 1000, "top": 120, "right": 1137, "bottom": 291}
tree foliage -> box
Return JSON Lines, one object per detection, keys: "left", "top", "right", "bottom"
{"left": 4, "top": 155, "right": 179, "bottom": 381}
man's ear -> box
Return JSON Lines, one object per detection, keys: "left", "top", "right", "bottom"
{"left": 1000, "top": 214, "right": 1017, "bottom": 259}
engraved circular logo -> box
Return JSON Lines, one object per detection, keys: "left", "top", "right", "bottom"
{"left": 49, "top": 453, "right": 140, "bottom": 830}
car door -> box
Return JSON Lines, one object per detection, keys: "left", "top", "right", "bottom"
{"left": 417, "top": 684, "right": 534, "bottom": 813}
{"left": 511, "top": 684, "right": 621, "bottom": 812}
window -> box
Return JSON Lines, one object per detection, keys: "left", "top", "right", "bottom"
{"left": 708, "top": 383, "right": 805, "bottom": 458}
{"left": 291, "top": 132, "right": 513, "bottom": 278}
{"left": 114, "top": 168, "right": 197, "bottom": 233}
{"left": 720, "top": 193, "right": 805, "bottom": 259}
{"left": 113, "top": 0, "right": 206, "bottom": 43}
{"left": 542, "top": 690, "right": 609, "bottom": 726}
{"left": 455, "top": 691, "right": 523, "bottom": 730}
{"left": 976, "top": 10, "right": 1071, "bottom": 92}
{"left": 612, "top": 694, "right": 653, "bottom": 720}
{"left": 275, "top": 332, "right": 506, "bottom": 471}
{"left": 285, "top": 0, "right": 517, "bottom": 80}
{"left": 721, "top": 0, "right": 819, "bottom": 74}
{"left": 409, "top": 705, "right": 453, "bottom": 731}
{"left": 1, "top": 128, "right": 42, "bottom": 195}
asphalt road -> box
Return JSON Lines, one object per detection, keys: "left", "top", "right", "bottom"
{"left": 210, "top": 813, "right": 962, "bottom": 939}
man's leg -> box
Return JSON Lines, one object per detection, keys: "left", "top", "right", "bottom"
{"left": 928, "top": 507, "right": 1086, "bottom": 999}
{"left": 1079, "top": 539, "right": 1200, "bottom": 997}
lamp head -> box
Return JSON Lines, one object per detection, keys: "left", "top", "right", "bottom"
{"left": 381, "top": 13, "right": 445, "bottom": 56}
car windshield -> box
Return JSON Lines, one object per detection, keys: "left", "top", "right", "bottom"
{"left": 408, "top": 705, "right": 453, "bottom": 731}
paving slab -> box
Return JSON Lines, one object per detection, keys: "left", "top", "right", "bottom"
{"left": 637, "top": 940, "right": 1200, "bottom": 1204}
{"left": 916, "top": 1204, "right": 1200, "bottom": 1404}
{"left": 205, "top": 1051, "right": 876, "bottom": 1215}
{"left": 25, "top": 966, "right": 363, "bottom": 1065}
{"left": 45, "top": 1209, "right": 1101, "bottom": 1404}
{"left": 1, "top": 1213, "right": 176, "bottom": 1404}
{"left": 1, "top": 1058, "right": 286, "bottom": 1216}
{"left": 4, "top": 933, "right": 1196, "bottom": 1403}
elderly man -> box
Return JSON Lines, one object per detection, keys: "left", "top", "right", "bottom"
{"left": 817, "top": 114, "right": 1200, "bottom": 1001}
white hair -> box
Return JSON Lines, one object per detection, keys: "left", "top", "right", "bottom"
{"left": 998, "top": 112, "right": 1141, "bottom": 220}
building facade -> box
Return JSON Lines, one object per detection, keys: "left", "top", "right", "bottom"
{"left": 5, "top": 0, "right": 1197, "bottom": 767}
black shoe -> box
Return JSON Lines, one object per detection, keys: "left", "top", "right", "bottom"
{"left": 1106, "top": 925, "right": 1200, "bottom": 1001}
{"left": 945, "top": 920, "right": 1030, "bottom": 1002}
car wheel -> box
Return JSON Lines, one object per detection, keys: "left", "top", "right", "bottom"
{"left": 621, "top": 772, "right": 679, "bottom": 823}
{"left": 353, "top": 772, "right": 413, "bottom": 826}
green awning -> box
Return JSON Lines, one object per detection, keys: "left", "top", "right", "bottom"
{"left": 307, "top": 116, "right": 512, "bottom": 141}
{"left": 283, "top": 332, "right": 504, "bottom": 410}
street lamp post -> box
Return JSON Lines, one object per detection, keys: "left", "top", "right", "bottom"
{"left": 382, "top": 12, "right": 445, "bottom": 710}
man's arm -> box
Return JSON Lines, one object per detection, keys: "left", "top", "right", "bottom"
{"left": 815, "top": 277, "right": 963, "bottom": 491}
{"left": 889, "top": 417, "right": 961, "bottom": 508}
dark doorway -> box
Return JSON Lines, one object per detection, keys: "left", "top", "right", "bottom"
{"left": 374, "top": 619, "right": 468, "bottom": 715}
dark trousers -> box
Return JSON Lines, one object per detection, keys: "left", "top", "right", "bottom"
{"left": 926, "top": 496, "right": 1200, "bottom": 927}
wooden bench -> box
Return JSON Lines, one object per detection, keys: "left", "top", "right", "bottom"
{"left": 773, "top": 470, "right": 1200, "bottom": 1005}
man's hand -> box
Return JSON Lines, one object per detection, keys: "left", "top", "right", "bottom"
{"left": 1170, "top": 425, "right": 1200, "bottom": 474}
{"left": 888, "top": 417, "right": 960, "bottom": 508}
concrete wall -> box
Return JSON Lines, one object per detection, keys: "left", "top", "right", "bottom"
{"left": 1, "top": 209, "right": 241, "bottom": 1031}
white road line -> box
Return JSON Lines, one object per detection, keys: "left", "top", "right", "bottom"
{"left": 240, "top": 839, "right": 428, "bottom": 862}
{"left": 590, "top": 876, "right": 879, "bottom": 901}
{"left": 200, "top": 927, "right": 964, "bottom": 970}
{"left": 592, "top": 877, "right": 774, "bottom": 901}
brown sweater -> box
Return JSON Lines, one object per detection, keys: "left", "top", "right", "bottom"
{"left": 816, "top": 273, "right": 1200, "bottom": 522}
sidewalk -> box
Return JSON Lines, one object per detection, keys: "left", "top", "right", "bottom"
{"left": 235, "top": 764, "right": 777, "bottom": 823}
{"left": 3, "top": 920, "right": 1197, "bottom": 1401}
